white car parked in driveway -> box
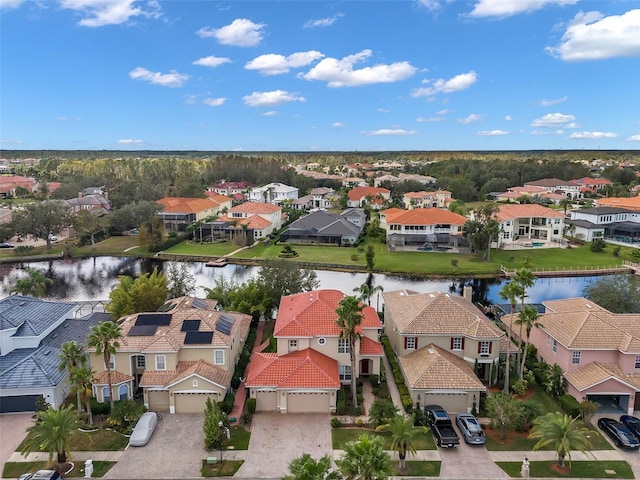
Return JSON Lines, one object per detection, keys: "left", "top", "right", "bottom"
{"left": 129, "top": 412, "right": 158, "bottom": 447}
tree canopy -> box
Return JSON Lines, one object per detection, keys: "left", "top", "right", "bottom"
{"left": 106, "top": 268, "right": 168, "bottom": 319}
{"left": 584, "top": 274, "right": 640, "bottom": 313}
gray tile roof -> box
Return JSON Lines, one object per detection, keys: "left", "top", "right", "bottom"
{"left": 0, "top": 295, "right": 76, "bottom": 335}
{"left": 0, "top": 312, "right": 111, "bottom": 389}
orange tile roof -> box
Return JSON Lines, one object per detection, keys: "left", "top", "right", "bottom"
{"left": 231, "top": 202, "right": 281, "bottom": 214}
{"left": 347, "top": 186, "right": 390, "bottom": 201}
{"left": 157, "top": 197, "right": 229, "bottom": 214}
{"left": 245, "top": 349, "right": 340, "bottom": 389}
{"left": 93, "top": 370, "right": 134, "bottom": 385}
{"left": 359, "top": 336, "right": 384, "bottom": 356}
{"left": 496, "top": 204, "right": 565, "bottom": 221}
{"left": 140, "top": 360, "right": 231, "bottom": 388}
{"left": 274, "top": 289, "right": 382, "bottom": 338}
{"left": 217, "top": 214, "right": 272, "bottom": 230}
{"left": 381, "top": 208, "right": 467, "bottom": 226}
{"left": 596, "top": 196, "right": 640, "bottom": 211}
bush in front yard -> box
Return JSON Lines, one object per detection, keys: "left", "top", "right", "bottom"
{"left": 558, "top": 394, "right": 581, "bottom": 418}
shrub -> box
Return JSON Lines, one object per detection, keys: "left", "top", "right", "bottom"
{"left": 558, "top": 394, "right": 581, "bottom": 418}
{"left": 336, "top": 388, "right": 346, "bottom": 415}
{"left": 15, "top": 245, "right": 35, "bottom": 256}
{"left": 330, "top": 417, "right": 342, "bottom": 428}
{"left": 401, "top": 395, "right": 413, "bottom": 413}
{"left": 512, "top": 378, "right": 529, "bottom": 396}
{"left": 356, "top": 418, "right": 364, "bottom": 427}
{"left": 246, "top": 398, "right": 256, "bottom": 415}
{"left": 350, "top": 254, "right": 359, "bottom": 261}
{"left": 90, "top": 398, "right": 110, "bottom": 416}
{"left": 220, "top": 392, "right": 235, "bottom": 414}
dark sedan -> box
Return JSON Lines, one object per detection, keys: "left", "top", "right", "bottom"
{"left": 598, "top": 417, "right": 640, "bottom": 449}
{"left": 620, "top": 415, "right": 640, "bottom": 440}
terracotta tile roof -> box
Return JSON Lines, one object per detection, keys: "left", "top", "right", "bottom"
{"left": 139, "top": 370, "right": 174, "bottom": 387}
{"left": 206, "top": 194, "right": 233, "bottom": 206}
{"left": 524, "top": 178, "right": 573, "bottom": 187}
{"left": 381, "top": 208, "right": 466, "bottom": 226}
{"left": 93, "top": 370, "right": 134, "bottom": 385}
{"left": 382, "top": 290, "right": 503, "bottom": 339}
{"left": 274, "top": 289, "right": 382, "bottom": 338}
{"left": 246, "top": 349, "right": 340, "bottom": 389}
{"left": 564, "top": 362, "right": 640, "bottom": 391}
{"left": 399, "top": 344, "right": 486, "bottom": 390}
{"left": 140, "top": 360, "right": 231, "bottom": 388}
{"left": 496, "top": 204, "right": 565, "bottom": 221}
{"left": 231, "top": 202, "right": 281, "bottom": 214}
{"left": 347, "top": 186, "right": 390, "bottom": 201}
{"left": 157, "top": 197, "right": 227, "bottom": 214}
{"left": 217, "top": 214, "right": 272, "bottom": 230}
{"left": 596, "top": 196, "right": 640, "bottom": 211}
{"left": 359, "top": 336, "right": 384, "bottom": 356}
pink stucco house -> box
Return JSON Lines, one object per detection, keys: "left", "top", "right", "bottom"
{"left": 529, "top": 297, "right": 640, "bottom": 414}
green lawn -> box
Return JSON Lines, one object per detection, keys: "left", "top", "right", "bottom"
{"left": 201, "top": 459, "right": 243, "bottom": 477}
{"left": 227, "top": 425, "right": 251, "bottom": 450}
{"left": 398, "top": 461, "right": 441, "bottom": 477}
{"left": 496, "top": 460, "right": 634, "bottom": 478}
{"left": 331, "top": 427, "right": 436, "bottom": 450}
{"left": 163, "top": 240, "right": 241, "bottom": 257}
{"left": 17, "top": 428, "right": 129, "bottom": 453}
{"left": 2, "top": 461, "right": 115, "bottom": 478}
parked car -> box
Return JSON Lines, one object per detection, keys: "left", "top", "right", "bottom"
{"left": 18, "top": 469, "right": 66, "bottom": 479}
{"left": 620, "top": 415, "right": 640, "bottom": 440}
{"left": 48, "top": 233, "right": 58, "bottom": 242}
{"left": 129, "top": 412, "right": 158, "bottom": 446}
{"left": 425, "top": 405, "right": 459, "bottom": 448}
{"left": 598, "top": 417, "right": 640, "bottom": 450}
{"left": 455, "top": 413, "right": 486, "bottom": 445}
{"left": 0, "top": 242, "right": 14, "bottom": 248}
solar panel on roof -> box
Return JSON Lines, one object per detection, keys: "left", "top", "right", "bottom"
{"left": 220, "top": 314, "right": 236, "bottom": 324}
{"left": 191, "top": 298, "right": 207, "bottom": 309}
{"left": 135, "top": 313, "right": 172, "bottom": 326}
{"left": 129, "top": 325, "right": 158, "bottom": 336}
{"left": 184, "top": 331, "right": 213, "bottom": 345}
{"left": 157, "top": 302, "right": 175, "bottom": 312}
{"left": 215, "top": 318, "right": 233, "bottom": 336}
{"left": 181, "top": 319, "right": 201, "bottom": 331}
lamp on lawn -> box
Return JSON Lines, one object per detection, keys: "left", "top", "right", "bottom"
{"left": 218, "top": 420, "right": 224, "bottom": 465}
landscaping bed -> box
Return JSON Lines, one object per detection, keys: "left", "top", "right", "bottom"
{"left": 496, "top": 460, "right": 634, "bottom": 478}
{"left": 201, "top": 459, "right": 243, "bottom": 477}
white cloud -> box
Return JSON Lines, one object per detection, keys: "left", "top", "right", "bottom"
{"left": 539, "top": 96, "right": 568, "bottom": 106}
{"left": 437, "top": 109, "right": 451, "bottom": 115}
{"left": 569, "top": 131, "right": 618, "bottom": 139}
{"left": 547, "top": 9, "right": 640, "bottom": 61}
{"left": 242, "top": 90, "right": 306, "bottom": 107}
{"left": 362, "top": 129, "right": 417, "bottom": 136}
{"left": 530, "top": 112, "right": 576, "bottom": 127}
{"left": 0, "top": 0, "right": 25, "bottom": 9}
{"left": 203, "top": 97, "right": 226, "bottom": 107}
{"left": 411, "top": 71, "right": 477, "bottom": 97}
{"left": 332, "top": 122, "right": 345, "bottom": 127}
{"left": 476, "top": 130, "right": 509, "bottom": 136}
{"left": 129, "top": 67, "right": 189, "bottom": 87}
{"left": 60, "top": 0, "right": 161, "bottom": 27}
{"left": 117, "top": 138, "right": 144, "bottom": 145}
{"left": 245, "top": 51, "right": 325, "bottom": 75}
{"left": 184, "top": 95, "right": 198, "bottom": 105}
{"left": 416, "top": 116, "right": 445, "bottom": 123}
{"left": 262, "top": 111, "right": 278, "bottom": 117}
{"left": 628, "top": 134, "right": 640, "bottom": 142}
{"left": 504, "top": 115, "right": 513, "bottom": 121}
{"left": 457, "top": 114, "right": 484, "bottom": 124}
{"left": 197, "top": 18, "right": 265, "bottom": 47}
{"left": 303, "top": 13, "right": 343, "bottom": 28}
{"left": 193, "top": 55, "right": 231, "bottom": 68}
{"left": 531, "top": 129, "right": 564, "bottom": 135}
{"left": 300, "top": 49, "right": 417, "bottom": 87}
{"left": 378, "top": 108, "right": 390, "bottom": 113}
{"left": 417, "top": 0, "right": 442, "bottom": 12}
{"left": 469, "top": 0, "right": 578, "bottom": 18}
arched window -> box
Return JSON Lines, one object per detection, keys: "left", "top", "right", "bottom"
{"left": 102, "top": 387, "right": 110, "bottom": 403}
{"left": 118, "top": 384, "right": 128, "bottom": 400}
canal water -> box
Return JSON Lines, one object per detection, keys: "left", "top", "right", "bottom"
{"left": 0, "top": 257, "right": 611, "bottom": 306}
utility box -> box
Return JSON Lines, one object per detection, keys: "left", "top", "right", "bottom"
{"left": 84, "top": 459, "right": 94, "bottom": 478}
{"left": 207, "top": 457, "right": 217, "bottom": 465}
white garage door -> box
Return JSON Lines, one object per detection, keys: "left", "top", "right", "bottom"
{"left": 148, "top": 391, "right": 170, "bottom": 412}
{"left": 423, "top": 393, "right": 468, "bottom": 414}
{"left": 174, "top": 393, "right": 219, "bottom": 414}
{"left": 256, "top": 390, "right": 277, "bottom": 412}
{"left": 287, "top": 392, "right": 330, "bottom": 413}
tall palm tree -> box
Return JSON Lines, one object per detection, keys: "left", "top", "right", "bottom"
{"left": 11, "top": 268, "right": 53, "bottom": 298}
{"left": 513, "top": 267, "right": 536, "bottom": 374}
{"left": 70, "top": 365, "right": 96, "bottom": 426}
{"left": 87, "top": 321, "right": 123, "bottom": 412}
{"left": 58, "top": 341, "right": 87, "bottom": 415}
{"left": 21, "top": 405, "right": 76, "bottom": 465}
{"left": 515, "top": 305, "right": 543, "bottom": 378}
{"left": 339, "top": 433, "right": 394, "bottom": 480}
{"left": 499, "top": 281, "right": 523, "bottom": 393}
{"left": 336, "top": 295, "right": 364, "bottom": 408}
{"left": 375, "top": 414, "right": 425, "bottom": 471}
{"left": 353, "top": 282, "right": 383, "bottom": 307}
{"left": 283, "top": 453, "right": 341, "bottom": 480}
{"left": 528, "top": 412, "right": 591, "bottom": 469}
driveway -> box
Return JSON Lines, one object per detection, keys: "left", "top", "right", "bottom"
{"left": 235, "top": 413, "right": 332, "bottom": 479}
{"left": 104, "top": 414, "right": 206, "bottom": 479}
{"left": 438, "top": 439, "right": 509, "bottom": 479}
{"left": 0, "top": 413, "right": 33, "bottom": 475}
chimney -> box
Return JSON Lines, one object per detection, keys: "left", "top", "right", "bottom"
{"left": 78, "top": 191, "right": 83, "bottom": 198}
{"left": 463, "top": 285, "right": 473, "bottom": 303}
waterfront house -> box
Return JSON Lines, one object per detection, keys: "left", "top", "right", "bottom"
{"left": 247, "top": 183, "right": 299, "bottom": 205}
{"left": 156, "top": 196, "right": 232, "bottom": 233}
{"left": 566, "top": 207, "right": 640, "bottom": 243}
{"left": 495, "top": 204, "right": 565, "bottom": 247}
{"left": 379, "top": 207, "right": 466, "bottom": 249}
{"left": 279, "top": 209, "right": 365, "bottom": 245}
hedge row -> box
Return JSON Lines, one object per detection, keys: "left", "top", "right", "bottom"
{"left": 380, "top": 334, "right": 412, "bottom": 413}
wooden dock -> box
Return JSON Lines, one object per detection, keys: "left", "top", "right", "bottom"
{"left": 501, "top": 261, "right": 639, "bottom": 278}
{"left": 206, "top": 257, "right": 228, "bottom": 268}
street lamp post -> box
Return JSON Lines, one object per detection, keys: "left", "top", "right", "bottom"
{"left": 218, "top": 421, "right": 224, "bottom": 465}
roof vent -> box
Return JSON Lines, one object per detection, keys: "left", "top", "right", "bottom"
{"left": 429, "top": 293, "right": 435, "bottom": 298}
{"left": 51, "top": 334, "right": 58, "bottom": 339}
{"left": 63, "top": 323, "right": 69, "bottom": 328}
{"left": 44, "top": 350, "right": 51, "bottom": 356}
{"left": 428, "top": 347, "right": 435, "bottom": 354}
{"left": 586, "top": 304, "right": 592, "bottom": 308}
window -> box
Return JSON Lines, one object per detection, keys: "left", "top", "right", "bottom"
{"left": 572, "top": 351, "right": 581, "bottom": 364}
{"left": 451, "top": 337, "right": 463, "bottom": 350}
{"left": 288, "top": 339, "right": 298, "bottom": 352}
{"left": 118, "top": 384, "right": 128, "bottom": 401}
{"left": 339, "top": 365, "right": 352, "bottom": 381}
{"left": 106, "top": 354, "right": 115, "bottom": 370}
{"left": 635, "top": 355, "right": 640, "bottom": 369}
{"left": 155, "top": 355, "right": 166, "bottom": 370}
{"left": 479, "top": 341, "right": 490, "bottom": 355}
{"left": 214, "top": 350, "right": 224, "bottom": 365}
{"left": 136, "top": 355, "right": 146, "bottom": 369}
{"left": 317, "top": 338, "right": 326, "bottom": 345}
{"left": 338, "top": 339, "right": 350, "bottom": 354}
{"left": 102, "top": 387, "right": 110, "bottom": 402}
{"left": 547, "top": 335, "right": 551, "bottom": 346}
{"left": 552, "top": 340, "right": 558, "bottom": 353}
{"left": 192, "top": 380, "right": 199, "bottom": 387}
{"left": 405, "top": 337, "right": 417, "bottom": 350}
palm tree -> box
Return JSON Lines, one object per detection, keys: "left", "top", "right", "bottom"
{"left": 58, "top": 341, "right": 86, "bottom": 415}
{"left": 375, "top": 414, "right": 425, "bottom": 472}
{"left": 368, "top": 398, "right": 398, "bottom": 429}
{"left": 283, "top": 453, "right": 341, "bottom": 480}
{"left": 339, "top": 433, "right": 394, "bottom": 480}
{"left": 528, "top": 412, "right": 591, "bottom": 469}
{"left": 514, "top": 305, "right": 543, "bottom": 378}
{"left": 87, "top": 321, "right": 123, "bottom": 412}
{"left": 11, "top": 268, "right": 53, "bottom": 298}
{"left": 499, "top": 281, "right": 523, "bottom": 393}
{"left": 513, "top": 267, "right": 536, "bottom": 374}
{"left": 353, "top": 282, "right": 383, "bottom": 307}
{"left": 335, "top": 295, "right": 364, "bottom": 408}
{"left": 70, "top": 365, "right": 96, "bottom": 426}
{"left": 21, "top": 405, "right": 76, "bottom": 465}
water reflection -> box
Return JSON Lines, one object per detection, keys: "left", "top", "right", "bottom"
{"left": 0, "top": 256, "right": 616, "bottom": 305}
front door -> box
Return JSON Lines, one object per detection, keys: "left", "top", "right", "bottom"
{"left": 360, "top": 359, "right": 370, "bottom": 375}
{"left": 477, "top": 363, "right": 488, "bottom": 382}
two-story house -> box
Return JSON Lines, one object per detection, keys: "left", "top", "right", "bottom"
{"left": 566, "top": 207, "right": 640, "bottom": 242}
{"left": 247, "top": 183, "right": 299, "bottom": 205}
{"left": 347, "top": 187, "right": 391, "bottom": 210}
{"left": 382, "top": 289, "right": 505, "bottom": 413}
{"left": 380, "top": 208, "right": 466, "bottom": 249}
{"left": 528, "top": 297, "right": 640, "bottom": 415}
{"left": 291, "top": 187, "right": 335, "bottom": 210}
{"left": 64, "top": 192, "right": 111, "bottom": 215}
{"left": 156, "top": 196, "right": 233, "bottom": 233}
{"left": 524, "top": 178, "right": 583, "bottom": 200}
{"left": 402, "top": 190, "right": 452, "bottom": 210}
{"left": 495, "top": 204, "right": 565, "bottom": 247}
{"left": 215, "top": 201, "right": 283, "bottom": 241}
{"left": 245, "top": 289, "right": 383, "bottom": 414}
{"left": 88, "top": 296, "right": 251, "bottom": 414}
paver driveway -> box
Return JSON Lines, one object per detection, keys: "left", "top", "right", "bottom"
{"left": 234, "top": 413, "right": 332, "bottom": 479}
{"left": 0, "top": 413, "right": 33, "bottom": 474}
{"left": 104, "top": 414, "right": 206, "bottom": 479}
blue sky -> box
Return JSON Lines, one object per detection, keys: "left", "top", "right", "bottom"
{"left": 1, "top": 0, "right": 639, "bottom": 152}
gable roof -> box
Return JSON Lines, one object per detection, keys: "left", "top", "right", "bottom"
{"left": 564, "top": 362, "right": 640, "bottom": 392}
{"left": 274, "top": 289, "right": 382, "bottom": 338}
{"left": 230, "top": 202, "right": 281, "bottom": 214}
{"left": 496, "top": 204, "right": 565, "bottom": 221}
{"left": 524, "top": 178, "right": 573, "bottom": 187}
{"left": 382, "top": 290, "right": 503, "bottom": 339}
{"left": 347, "top": 186, "right": 390, "bottom": 201}
{"left": 139, "top": 359, "right": 231, "bottom": 389}
{"left": 282, "top": 211, "right": 362, "bottom": 237}
{"left": 399, "top": 343, "right": 486, "bottom": 390}
{"left": 0, "top": 295, "right": 76, "bottom": 336}
{"left": 381, "top": 208, "right": 466, "bottom": 226}
{"left": 157, "top": 197, "right": 229, "bottom": 214}
{"left": 596, "top": 196, "right": 640, "bottom": 211}
{"left": 245, "top": 349, "right": 340, "bottom": 389}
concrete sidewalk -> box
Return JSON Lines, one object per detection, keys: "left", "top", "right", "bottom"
{"left": 7, "top": 451, "right": 124, "bottom": 463}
